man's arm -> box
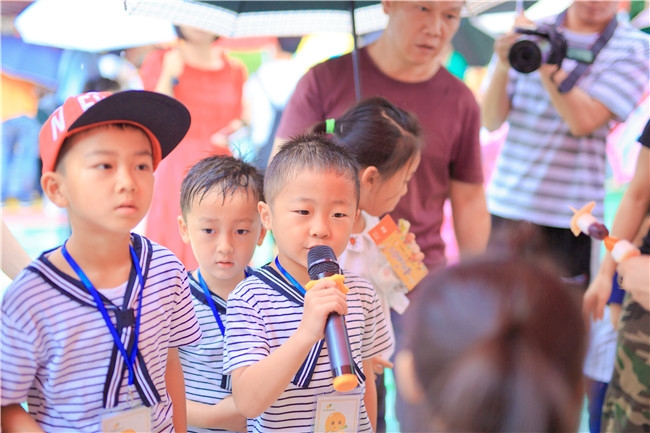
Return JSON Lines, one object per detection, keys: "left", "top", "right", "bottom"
{"left": 165, "top": 348, "right": 188, "bottom": 433}
{"left": 449, "top": 180, "right": 490, "bottom": 259}
{"left": 616, "top": 255, "right": 650, "bottom": 311}
{"left": 538, "top": 66, "right": 613, "bottom": 137}
{"left": 585, "top": 146, "right": 650, "bottom": 320}
{"left": 480, "top": 33, "right": 519, "bottom": 131}
{"left": 186, "top": 397, "right": 247, "bottom": 432}
{"left": 1, "top": 404, "right": 44, "bottom": 432}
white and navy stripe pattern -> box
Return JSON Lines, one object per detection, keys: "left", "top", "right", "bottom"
{"left": 1, "top": 234, "right": 202, "bottom": 432}
{"left": 223, "top": 265, "right": 393, "bottom": 433}
{"left": 251, "top": 268, "right": 366, "bottom": 389}
{"left": 487, "top": 15, "right": 650, "bottom": 228}
{"left": 180, "top": 272, "right": 237, "bottom": 433}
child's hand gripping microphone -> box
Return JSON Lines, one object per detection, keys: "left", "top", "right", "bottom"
{"left": 307, "top": 245, "right": 358, "bottom": 392}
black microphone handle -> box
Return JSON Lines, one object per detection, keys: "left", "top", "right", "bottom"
{"left": 324, "top": 312, "right": 355, "bottom": 378}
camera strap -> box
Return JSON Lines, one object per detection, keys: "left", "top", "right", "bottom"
{"left": 555, "top": 10, "right": 618, "bottom": 93}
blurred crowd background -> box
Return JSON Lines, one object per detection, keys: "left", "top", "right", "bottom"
{"left": 3, "top": 0, "right": 645, "bottom": 262}
{"left": 1, "top": 1, "right": 649, "bottom": 431}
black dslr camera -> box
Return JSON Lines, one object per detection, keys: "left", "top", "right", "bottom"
{"left": 508, "top": 25, "right": 568, "bottom": 74}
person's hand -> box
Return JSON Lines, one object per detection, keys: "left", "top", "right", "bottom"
{"left": 493, "top": 32, "right": 521, "bottom": 70}
{"left": 210, "top": 119, "right": 245, "bottom": 149}
{"left": 297, "top": 279, "right": 348, "bottom": 345}
{"left": 492, "top": 13, "right": 535, "bottom": 70}
{"left": 404, "top": 232, "right": 425, "bottom": 263}
{"left": 372, "top": 356, "right": 394, "bottom": 375}
{"left": 161, "top": 48, "right": 185, "bottom": 82}
{"left": 583, "top": 272, "right": 613, "bottom": 321}
{"left": 609, "top": 303, "right": 622, "bottom": 330}
{"left": 513, "top": 12, "right": 535, "bottom": 28}
{"left": 617, "top": 255, "right": 650, "bottom": 311}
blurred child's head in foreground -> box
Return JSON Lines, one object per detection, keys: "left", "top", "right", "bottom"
{"left": 396, "top": 255, "right": 587, "bottom": 433}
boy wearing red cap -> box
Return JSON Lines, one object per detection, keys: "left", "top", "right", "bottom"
{"left": 1, "top": 91, "right": 202, "bottom": 432}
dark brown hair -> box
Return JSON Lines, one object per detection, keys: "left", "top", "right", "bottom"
{"left": 310, "top": 96, "right": 422, "bottom": 180}
{"left": 264, "top": 133, "right": 359, "bottom": 207}
{"left": 403, "top": 256, "right": 587, "bottom": 432}
{"left": 180, "top": 155, "right": 263, "bottom": 218}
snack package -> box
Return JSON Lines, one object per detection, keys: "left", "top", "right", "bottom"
{"left": 570, "top": 201, "right": 640, "bottom": 263}
{"left": 368, "top": 215, "right": 428, "bottom": 291}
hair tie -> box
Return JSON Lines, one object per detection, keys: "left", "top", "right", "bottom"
{"left": 325, "top": 118, "right": 336, "bottom": 134}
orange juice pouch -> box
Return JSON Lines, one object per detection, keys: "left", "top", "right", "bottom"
{"left": 368, "top": 215, "right": 428, "bottom": 291}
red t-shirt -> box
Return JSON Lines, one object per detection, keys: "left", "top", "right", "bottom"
{"left": 277, "top": 47, "right": 483, "bottom": 269}
{"left": 139, "top": 49, "right": 246, "bottom": 269}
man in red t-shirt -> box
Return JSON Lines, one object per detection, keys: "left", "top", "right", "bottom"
{"left": 275, "top": 1, "right": 488, "bottom": 272}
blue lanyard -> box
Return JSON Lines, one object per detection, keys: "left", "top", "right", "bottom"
{"left": 61, "top": 241, "right": 144, "bottom": 387}
{"left": 197, "top": 270, "right": 226, "bottom": 336}
{"left": 274, "top": 256, "right": 305, "bottom": 295}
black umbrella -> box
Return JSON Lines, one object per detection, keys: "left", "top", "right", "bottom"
{"left": 125, "top": 0, "right": 516, "bottom": 99}
{"left": 452, "top": 0, "right": 538, "bottom": 66}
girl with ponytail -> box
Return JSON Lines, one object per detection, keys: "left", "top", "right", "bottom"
{"left": 309, "top": 96, "right": 424, "bottom": 431}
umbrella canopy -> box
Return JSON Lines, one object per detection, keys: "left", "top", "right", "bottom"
{"left": 125, "top": 1, "right": 387, "bottom": 37}
{"left": 1, "top": 35, "right": 62, "bottom": 89}
{"left": 125, "top": 0, "right": 519, "bottom": 98}
{"left": 470, "top": 0, "right": 572, "bottom": 37}
{"left": 14, "top": 0, "right": 177, "bottom": 52}
{"left": 125, "top": 0, "right": 517, "bottom": 38}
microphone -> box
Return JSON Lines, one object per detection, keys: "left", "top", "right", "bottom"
{"left": 307, "top": 245, "right": 359, "bottom": 392}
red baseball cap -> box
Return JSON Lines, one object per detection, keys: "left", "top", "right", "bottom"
{"left": 39, "top": 90, "right": 191, "bottom": 174}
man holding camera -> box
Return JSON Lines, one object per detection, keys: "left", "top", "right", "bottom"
{"left": 482, "top": 1, "right": 648, "bottom": 283}
{"left": 481, "top": 2, "right": 648, "bottom": 432}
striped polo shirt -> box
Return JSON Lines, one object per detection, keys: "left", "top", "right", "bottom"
{"left": 487, "top": 14, "right": 650, "bottom": 227}
{"left": 180, "top": 272, "right": 240, "bottom": 433}
{"left": 223, "top": 265, "right": 393, "bottom": 433}
{"left": 1, "top": 234, "right": 202, "bottom": 432}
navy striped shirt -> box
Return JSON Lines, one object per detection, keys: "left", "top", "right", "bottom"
{"left": 1, "top": 234, "right": 202, "bottom": 432}
{"left": 180, "top": 272, "right": 238, "bottom": 433}
{"left": 223, "top": 266, "right": 393, "bottom": 432}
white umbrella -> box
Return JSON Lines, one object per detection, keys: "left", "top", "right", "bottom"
{"left": 124, "top": 0, "right": 514, "bottom": 39}
{"left": 124, "top": 0, "right": 517, "bottom": 99}
{"left": 470, "top": 0, "right": 573, "bottom": 37}
{"left": 14, "top": 0, "right": 177, "bottom": 52}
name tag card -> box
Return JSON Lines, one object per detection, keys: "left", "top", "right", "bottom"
{"left": 101, "top": 405, "right": 152, "bottom": 432}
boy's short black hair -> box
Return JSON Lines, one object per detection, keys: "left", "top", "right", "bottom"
{"left": 180, "top": 155, "right": 264, "bottom": 218}
{"left": 264, "top": 134, "right": 360, "bottom": 207}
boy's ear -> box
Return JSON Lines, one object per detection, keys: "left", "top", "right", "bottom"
{"left": 256, "top": 226, "right": 267, "bottom": 247}
{"left": 359, "top": 166, "right": 380, "bottom": 188}
{"left": 40, "top": 172, "right": 68, "bottom": 209}
{"left": 177, "top": 215, "right": 190, "bottom": 243}
{"left": 258, "top": 201, "right": 272, "bottom": 230}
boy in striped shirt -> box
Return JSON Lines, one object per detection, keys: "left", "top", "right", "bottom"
{"left": 176, "top": 155, "right": 266, "bottom": 432}
{"left": 223, "top": 134, "right": 393, "bottom": 432}
{"left": 1, "top": 91, "right": 202, "bottom": 432}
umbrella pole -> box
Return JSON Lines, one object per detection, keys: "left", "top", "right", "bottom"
{"left": 515, "top": 0, "right": 525, "bottom": 15}
{"left": 349, "top": 1, "right": 362, "bottom": 102}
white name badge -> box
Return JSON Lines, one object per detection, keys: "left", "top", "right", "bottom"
{"left": 313, "top": 394, "right": 361, "bottom": 433}
{"left": 101, "top": 405, "right": 152, "bottom": 432}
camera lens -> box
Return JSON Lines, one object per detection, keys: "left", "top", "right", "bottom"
{"left": 509, "top": 40, "right": 542, "bottom": 74}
